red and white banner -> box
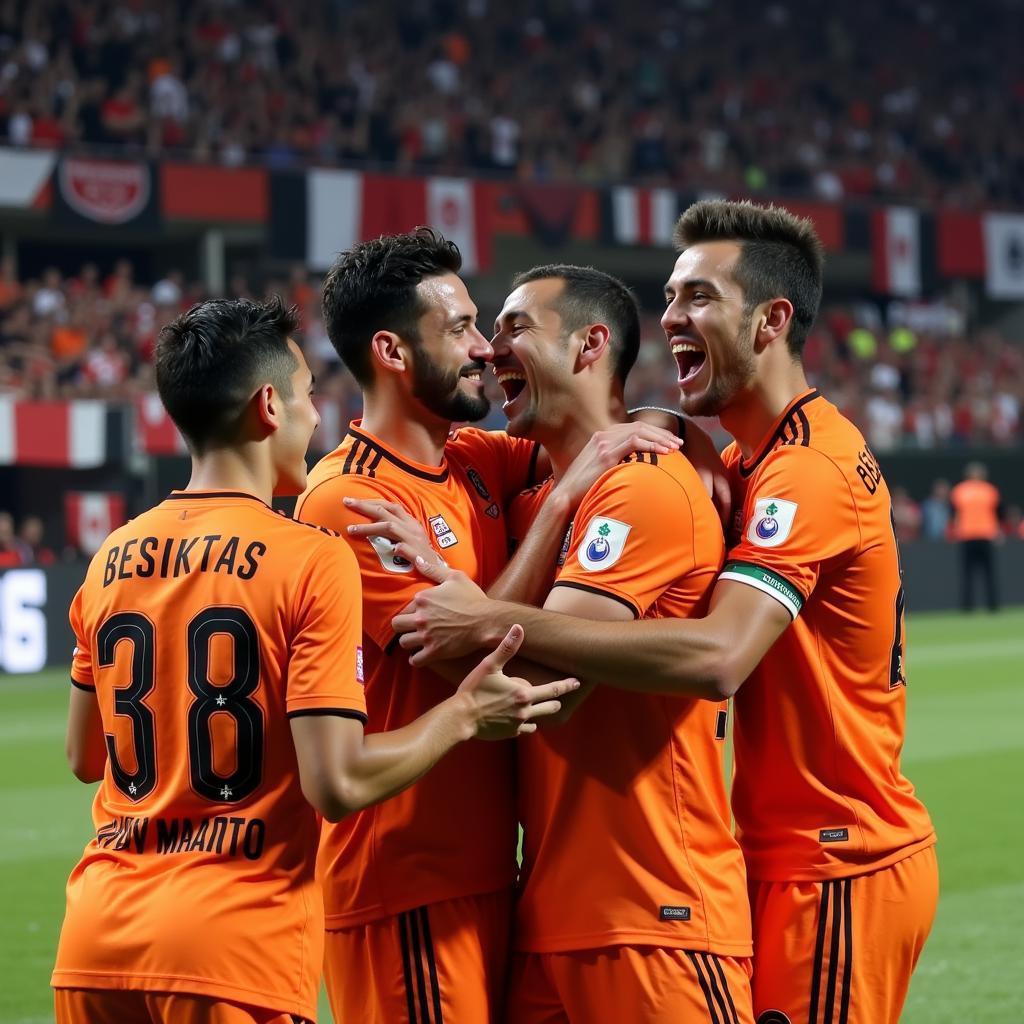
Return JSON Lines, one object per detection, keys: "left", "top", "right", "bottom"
{"left": 0, "top": 398, "right": 106, "bottom": 467}
{"left": 65, "top": 492, "right": 127, "bottom": 555}
{"left": 0, "top": 148, "right": 55, "bottom": 209}
{"left": 605, "top": 186, "right": 681, "bottom": 247}
{"left": 983, "top": 212, "right": 1024, "bottom": 300}
{"left": 871, "top": 206, "right": 921, "bottom": 297}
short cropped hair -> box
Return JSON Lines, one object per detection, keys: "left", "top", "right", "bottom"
{"left": 673, "top": 200, "right": 824, "bottom": 356}
{"left": 156, "top": 295, "right": 299, "bottom": 452}
{"left": 321, "top": 227, "right": 463, "bottom": 386}
{"left": 510, "top": 264, "right": 641, "bottom": 384}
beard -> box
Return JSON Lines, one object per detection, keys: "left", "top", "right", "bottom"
{"left": 411, "top": 351, "right": 491, "bottom": 423}
{"left": 679, "top": 306, "right": 757, "bottom": 419}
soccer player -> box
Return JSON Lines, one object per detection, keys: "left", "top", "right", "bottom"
{"left": 398, "top": 202, "right": 938, "bottom": 1024}
{"left": 485, "top": 264, "right": 753, "bottom": 1021}
{"left": 295, "top": 229, "right": 677, "bottom": 1024}
{"left": 50, "top": 296, "right": 576, "bottom": 1024}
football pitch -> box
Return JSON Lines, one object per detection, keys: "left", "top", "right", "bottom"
{"left": 1, "top": 610, "right": 1022, "bottom": 1023}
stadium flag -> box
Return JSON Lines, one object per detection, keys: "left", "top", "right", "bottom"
{"left": 53, "top": 157, "right": 160, "bottom": 230}
{"left": 307, "top": 169, "right": 363, "bottom": 271}
{"left": 604, "top": 186, "right": 681, "bottom": 247}
{"left": 65, "top": 492, "right": 127, "bottom": 555}
{"left": 0, "top": 148, "right": 55, "bottom": 209}
{"left": 0, "top": 399, "right": 106, "bottom": 467}
{"left": 134, "top": 393, "right": 187, "bottom": 456}
{"left": 426, "top": 177, "right": 487, "bottom": 274}
{"left": 871, "top": 206, "right": 921, "bottom": 296}
{"left": 983, "top": 213, "right": 1024, "bottom": 299}
{"left": 516, "top": 183, "right": 581, "bottom": 247}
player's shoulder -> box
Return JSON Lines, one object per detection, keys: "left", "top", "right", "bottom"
{"left": 590, "top": 448, "right": 700, "bottom": 500}
{"left": 447, "top": 425, "right": 534, "bottom": 464}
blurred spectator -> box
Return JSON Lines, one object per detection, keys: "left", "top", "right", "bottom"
{"left": 18, "top": 516, "right": 56, "bottom": 565}
{"left": 1003, "top": 505, "right": 1024, "bottom": 541}
{"left": 0, "top": 512, "right": 31, "bottom": 567}
{"left": 920, "top": 479, "right": 952, "bottom": 541}
{"left": 950, "top": 463, "right": 1002, "bottom": 612}
{"left": 891, "top": 487, "right": 921, "bottom": 542}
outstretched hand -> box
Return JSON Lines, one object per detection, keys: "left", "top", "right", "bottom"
{"left": 456, "top": 624, "right": 580, "bottom": 739}
{"left": 392, "top": 559, "right": 490, "bottom": 666}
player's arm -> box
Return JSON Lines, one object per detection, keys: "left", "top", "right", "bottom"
{"left": 488, "top": 422, "right": 681, "bottom": 604}
{"left": 290, "top": 625, "right": 579, "bottom": 821}
{"left": 66, "top": 684, "right": 106, "bottom": 782}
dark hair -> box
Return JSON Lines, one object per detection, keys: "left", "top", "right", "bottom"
{"left": 673, "top": 200, "right": 824, "bottom": 356}
{"left": 156, "top": 295, "right": 300, "bottom": 452}
{"left": 510, "top": 264, "right": 641, "bottom": 384}
{"left": 321, "top": 227, "right": 463, "bottom": 386}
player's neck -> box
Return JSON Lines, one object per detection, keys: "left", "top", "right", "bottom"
{"left": 544, "top": 392, "right": 625, "bottom": 481}
{"left": 720, "top": 360, "right": 810, "bottom": 459}
{"left": 185, "top": 447, "right": 274, "bottom": 505}
{"left": 360, "top": 394, "right": 450, "bottom": 467}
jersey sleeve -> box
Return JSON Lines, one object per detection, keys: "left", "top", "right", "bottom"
{"left": 553, "top": 461, "right": 698, "bottom": 618}
{"left": 69, "top": 584, "right": 95, "bottom": 689}
{"left": 297, "top": 475, "right": 441, "bottom": 652}
{"left": 448, "top": 428, "right": 541, "bottom": 502}
{"left": 287, "top": 537, "right": 368, "bottom": 721}
{"left": 720, "top": 446, "right": 860, "bottom": 619}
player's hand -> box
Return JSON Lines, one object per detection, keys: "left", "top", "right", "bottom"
{"left": 552, "top": 422, "right": 682, "bottom": 508}
{"left": 678, "top": 418, "right": 733, "bottom": 530}
{"left": 456, "top": 624, "right": 580, "bottom": 739}
{"left": 342, "top": 497, "right": 445, "bottom": 569}
{"left": 392, "top": 559, "right": 490, "bottom": 666}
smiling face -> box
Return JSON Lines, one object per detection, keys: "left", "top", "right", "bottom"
{"left": 407, "top": 273, "right": 492, "bottom": 423}
{"left": 490, "top": 277, "right": 578, "bottom": 439}
{"left": 662, "top": 240, "right": 758, "bottom": 418}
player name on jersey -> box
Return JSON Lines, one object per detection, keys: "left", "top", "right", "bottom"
{"left": 102, "top": 534, "right": 267, "bottom": 586}
{"left": 94, "top": 814, "right": 267, "bottom": 859}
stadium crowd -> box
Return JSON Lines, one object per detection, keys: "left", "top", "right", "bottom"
{"left": 0, "top": 0, "right": 1021, "bottom": 206}
{"left": 2, "top": 259, "right": 1021, "bottom": 451}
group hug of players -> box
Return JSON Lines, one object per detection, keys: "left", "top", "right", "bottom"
{"left": 50, "top": 200, "right": 937, "bottom": 1024}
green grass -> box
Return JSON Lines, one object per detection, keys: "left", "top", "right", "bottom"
{"left": 1, "top": 610, "right": 1022, "bottom": 1023}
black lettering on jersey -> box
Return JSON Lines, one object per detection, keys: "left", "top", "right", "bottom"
{"left": 156, "top": 817, "right": 180, "bottom": 853}
{"left": 175, "top": 818, "right": 195, "bottom": 852}
{"left": 855, "top": 446, "right": 882, "bottom": 495}
{"left": 214, "top": 536, "right": 239, "bottom": 574}
{"left": 188, "top": 819, "right": 211, "bottom": 851}
{"left": 137, "top": 536, "right": 158, "bottom": 577}
{"left": 159, "top": 536, "right": 174, "bottom": 577}
{"left": 227, "top": 816, "right": 246, "bottom": 856}
{"left": 237, "top": 540, "right": 266, "bottom": 579}
{"left": 117, "top": 539, "right": 137, "bottom": 580}
{"left": 243, "top": 819, "right": 266, "bottom": 860}
{"left": 198, "top": 534, "right": 222, "bottom": 571}
{"left": 103, "top": 546, "right": 118, "bottom": 587}
{"left": 466, "top": 467, "right": 493, "bottom": 502}
{"left": 173, "top": 537, "right": 199, "bottom": 576}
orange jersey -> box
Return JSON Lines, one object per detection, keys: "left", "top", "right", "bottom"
{"left": 295, "top": 422, "right": 539, "bottom": 927}
{"left": 509, "top": 452, "right": 752, "bottom": 956}
{"left": 950, "top": 479, "right": 1001, "bottom": 540}
{"left": 720, "top": 389, "right": 935, "bottom": 881}
{"left": 51, "top": 491, "right": 366, "bottom": 1020}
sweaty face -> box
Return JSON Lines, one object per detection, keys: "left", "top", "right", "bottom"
{"left": 490, "top": 278, "right": 575, "bottom": 439}
{"left": 273, "top": 339, "right": 320, "bottom": 496}
{"left": 662, "top": 241, "right": 757, "bottom": 418}
{"left": 408, "top": 274, "right": 491, "bottom": 423}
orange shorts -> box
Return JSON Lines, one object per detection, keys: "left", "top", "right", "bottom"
{"left": 53, "top": 989, "right": 305, "bottom": 1024}
{"left": 749, "top": 844, "right": 938, "bottom": 1024}
{"left": 324, "top": 887, "right": 513, "bottom": 1024}
{"left": 508, "top": 947, "right": 754, "bottom": 1024}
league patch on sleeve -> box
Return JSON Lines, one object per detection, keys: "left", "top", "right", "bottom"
{"left": 576, "top": 516, "right": 631, "bottom": 571}
{"left": 746, "top": 498, "right": 798, "bottom": 548}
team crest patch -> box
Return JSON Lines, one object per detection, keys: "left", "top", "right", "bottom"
{"left": 368, "top": 535, "right": 414, "bottom": 573}
{"left": 746, "top": 497, "right": 797, "bottom": 548}
{"left": 577, "top": 516, "right": 630, "bottom": 571}
{"left": 429, "top": 514, "right": 458, "bottom": 549}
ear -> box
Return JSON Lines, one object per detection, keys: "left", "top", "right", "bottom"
{"left": 369, "top": 330, "right": 410, "bottom": 376}
{"left": 753, "top": 298, "right": 795, "bottom": 354}
{"left": 253, "top": 383, "right": 280, "bottom": 435}
{"left": 576, "top": 323, "right": 611, "bottom": 371}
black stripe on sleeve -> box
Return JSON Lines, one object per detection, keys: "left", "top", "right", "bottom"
{"left": 839, "top": 878, "right": 854, "bottom": 1024}
{"left": 71, "top": 678, "right": 96, "bottom": 691}
{"left": 367, "top": 450, "right": 384, "bottom": 479}
{"left": 355, "top": 443, "right": 375, "bottom": 476}
{"left": 398, "top": 912, "right": 419, "bottom": 1024}
{"left": 709, "top": 954, "right": 741, "bottom": 1024}
{"left": 699, "top": 952, "right": 734, "bottom": 1024}
{"left": 796, "top": 406, "right": 812, "bottom": 447}
{"left": 808, "top": 880, "right": 831, "bottom": 1024}
{"left": 286, "top": 708, "right": 368, "bottom": 724}
{"left": 549, "top": 580, "right": 640, "bottom": 618}
{"left": 685, "top": 951, "right": 721, "bottom": 1024}
{"left": 342, "top": 440, "right": 363, "bottom": 476}
{"left": 408, "top": 905, "right": 432, "bottom": 1023}
{"left": 419, "top": 907, "right": 445, "bottom": 1024}
{"left": 823, "top": 880, "right": 844, "bottom": 1023}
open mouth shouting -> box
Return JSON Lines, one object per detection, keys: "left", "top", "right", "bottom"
{"left": 671, "top": 338, "right": 708, "bottom": 389}
{"left": 493, "top": 365, "right": 529, "bottom": 411}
